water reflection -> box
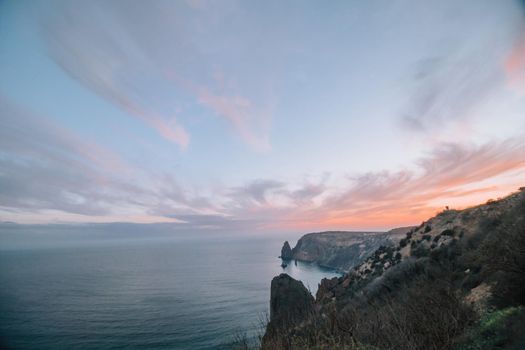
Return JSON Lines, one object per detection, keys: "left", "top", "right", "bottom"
{"left": 279, "top": 259, "right": 342, "bottom": 294}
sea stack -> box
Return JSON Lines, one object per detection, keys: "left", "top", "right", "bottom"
{"left": 261, "top": 274, "right": 314, "bottom": 348}
{"left": 280, "top": 241, "right": 293, "bottom": 260}
{"left": 269, "top": 274, "right": 313, "bottom": 323}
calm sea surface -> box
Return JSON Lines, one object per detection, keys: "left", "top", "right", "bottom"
{"left": 0, "top": 226, "right": 340, "bottom": 349}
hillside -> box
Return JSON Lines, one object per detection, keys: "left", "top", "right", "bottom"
{"left": 280, "top": 228, "right": 412, "bottom": 272}
{"left": 260, "top": 187, "right": 525, "bottom": 350}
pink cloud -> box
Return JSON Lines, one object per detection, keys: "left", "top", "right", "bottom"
{"left": 164, "top": 69, "right": 272, "bottom": 152}
{"left": 505, "top": 33, "right": 525, "bottom": 92}
{"left": 274, "top": 138, "right": 525, "bottom": 230}
{"left": 43, "top": 2, "right": 191, "bottom": 149}
{"left": 109, "top": 91, "right": 190, "bottom": 148}
{"left": 197, "top": 87, "right": 271, "bottom": 152}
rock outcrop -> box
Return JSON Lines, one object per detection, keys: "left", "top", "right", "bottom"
{"left": 280, "top": 241, "right": 293, "bottom": 260}
{"left": 268, "top": 274, "right": 314, "bottom": 324}
{"left": 262, "top": 274, "right": 314, "bottom": 349}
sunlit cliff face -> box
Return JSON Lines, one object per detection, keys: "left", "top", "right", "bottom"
{"left": 0, "top": 0, "right": 524, "bottom": 231}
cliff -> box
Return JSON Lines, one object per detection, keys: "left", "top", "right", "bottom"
{"left": 281, "top": 227, "right": 412, "bottom": 272}
{"left": 261, "top": 274, "right": 314, "bottom": 349}
{"left": 263, "top": 187, "right": 525, "bottom": 350}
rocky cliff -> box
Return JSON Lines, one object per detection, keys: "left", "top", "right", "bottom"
{"left": 261, "top": 274, "right": 314, "bottom": 349}
{"left": 281, "top": 227, "right": 412, "bottom": 272}
{"left": 263, "top": 187, "right": 525, "bottom": 350}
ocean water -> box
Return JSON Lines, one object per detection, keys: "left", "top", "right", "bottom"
{"left": 0, "top": 227, "right": 340, "bottom": 349}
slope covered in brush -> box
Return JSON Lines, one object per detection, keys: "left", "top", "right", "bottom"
{"left": 261, "top": 187, "right": 525, "bottom": 350}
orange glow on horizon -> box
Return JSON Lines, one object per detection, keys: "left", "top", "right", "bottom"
{"left": 266, "top": 182, "right": 524, "bottom": 232}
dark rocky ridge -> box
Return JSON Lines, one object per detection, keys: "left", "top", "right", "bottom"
{"left": 261, "top": 274, "right": 314, "bottom": 349}
{"left": 269, "top": 274, "right": 313, "bottom": 326}
{"left": 281, "top": 227, "right": 412, "bottom": 272}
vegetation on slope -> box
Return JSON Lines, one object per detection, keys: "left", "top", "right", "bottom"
{"left": 257, "top": 187, "right": 525, "bottom": 350}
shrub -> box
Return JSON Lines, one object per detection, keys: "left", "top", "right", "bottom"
{"left": 424, "top": 225, "right": 432, "bottom": 233}
{"left": 441, "top": 229, "right": 454, "bottom": 236}
{"left": 412, "top": 244, "right": 430, "bottom": 258}
{"left": 422, "top": 234, "right": 431, "bottom": 241}
{"left": 468, "top": 195, "right": 525, "bottom": 307}
{"left": 461, "top": 272, "right": 482, "bottom": 290}
{"left": 353, "top": 277, "right": 473, "bottom": 350}
{"left": 374, "top": 266, "right": 384, "bottom": 275}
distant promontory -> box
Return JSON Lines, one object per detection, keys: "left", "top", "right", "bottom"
{"left": 280, "top": 227, "right": 412, "bottom": 272}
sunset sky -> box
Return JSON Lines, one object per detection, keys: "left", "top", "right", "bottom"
{"left": 1, "top": 0, "right": 525, "bottom": 232}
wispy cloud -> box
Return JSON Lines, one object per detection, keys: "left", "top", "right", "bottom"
{"left": 43, "top": 1, "right": 190, "bottom": 148}
{"left": 299, "top": 138, "right": 525, "bottom": 229}
{"left": 0, "top": 97, "right": 204, "bottom": 223}
{"left": 3, "top": 0, "right": 525, "bottom": 232}
{"left": 0, "top": 96, "right": 132, "bottom": 216}
{"left": 505, "top": 33, "right": 525, "bottom": 93}
{"left": 40, "top": 0, "right": 271, "bottom": 150}
{"left": 3, "top": 90, "right": 523, "bottom": 231}
{"left": 2, "top": 94, "right": 523, "bottom": 230}
{"left": 401, "top": 51, "right": 503, "bottom": 133}
{"left": 119, "top": 100, "right": 190, "bottom": 148}
{"left": 198, "top": 87, "right": 271, "bottom": 151}
{"left": 228, "top": 179, "right": 286, "bottom": 207}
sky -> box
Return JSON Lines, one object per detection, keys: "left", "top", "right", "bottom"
{"left": 0, "top": 0, "right": 524, "bottom": 232}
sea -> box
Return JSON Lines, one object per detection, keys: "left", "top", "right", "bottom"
{"left": 0, "top": 224, "right": 341, "bottom": 350}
